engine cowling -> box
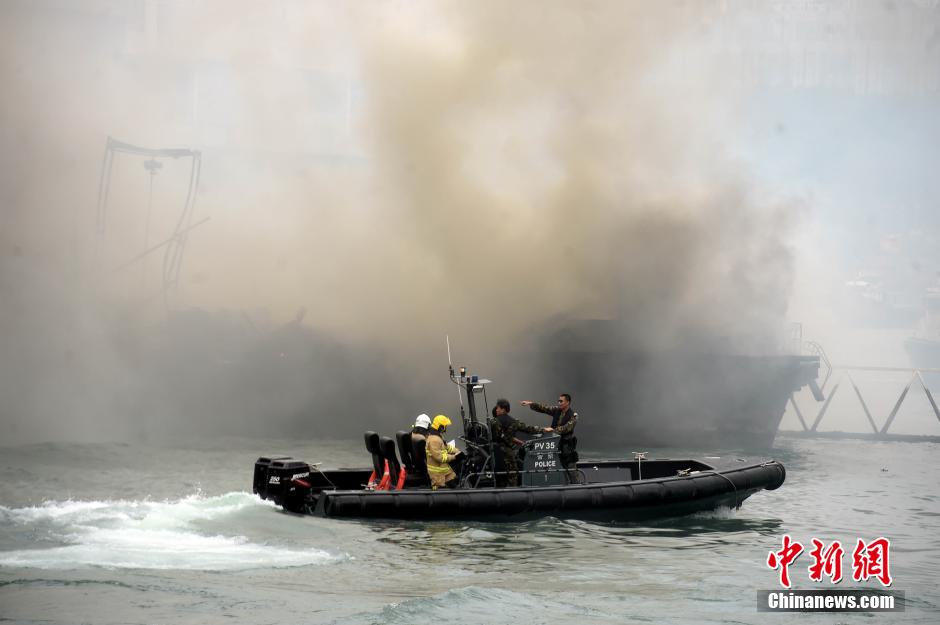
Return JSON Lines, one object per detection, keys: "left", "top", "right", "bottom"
{"left": 253, "top": 456, "right": 312, "bottom": 504}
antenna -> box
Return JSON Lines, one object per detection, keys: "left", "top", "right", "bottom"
{"left": 446, "top": 334, "right": 454, "bottom": 378}
{"left": 446, "top": 334, "right": 465, "bottom": 423}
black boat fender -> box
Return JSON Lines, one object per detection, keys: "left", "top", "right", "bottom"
{"left": 763, "top": 460, "right": 786, "bottom": 491}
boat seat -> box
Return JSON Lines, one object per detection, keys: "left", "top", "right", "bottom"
{"left": 363, "top": 431, "right": 384, "bottom": 483}
{"left": 395, "top": 431, "right": 415, "bottom": 473}
{"left": 411, "top": 436, "right": 429, "bottom": 486}
{"left": 379, "top": 436, "right": 402, "bottom": 489}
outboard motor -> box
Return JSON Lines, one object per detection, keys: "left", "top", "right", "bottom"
{"left": 253, "top": 457, "right": 312, "bottom": 506}
{"left": 253, "top": 456, "right": 290, "bottom": 498}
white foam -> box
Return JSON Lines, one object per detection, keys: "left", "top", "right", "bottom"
{"left": 688, "top": 506, "right": 739, "bottom": 520}
{"left": 2, "top": 491, "right": 266, "bottom": 527}
{"left": 0, "top": 492, "right": 342, "bottom": 571}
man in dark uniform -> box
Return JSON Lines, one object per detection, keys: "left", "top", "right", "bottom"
{"left": 490, "top": 398, "right": 550, "bottom": 487}
{"left": 521, "top": 393, "right": 581, "bottom": 484}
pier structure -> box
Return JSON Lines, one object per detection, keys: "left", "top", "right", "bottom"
{"left": 783, "top": 342, "right": 940, "bottom": 443}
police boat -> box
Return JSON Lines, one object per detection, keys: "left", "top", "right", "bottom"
{"left": 253, "top": 367, "right": 786, "bottom": 522}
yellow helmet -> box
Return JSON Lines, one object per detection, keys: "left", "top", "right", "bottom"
{"left": 431, "top": 415, "right": 452, "bottom": 430}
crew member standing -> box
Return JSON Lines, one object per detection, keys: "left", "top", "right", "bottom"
{"left": 491, "top": 398, "right": 551, "bottom": 487}
{"left": 521, "top": 393, "right": 580, "bottom": 484}
{"left": 425, "top": 415, "right": 462, "bottom": 489}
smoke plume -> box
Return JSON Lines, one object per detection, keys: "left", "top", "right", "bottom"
{"left": 3, "top": 1, "right": 936, "bottom": 444}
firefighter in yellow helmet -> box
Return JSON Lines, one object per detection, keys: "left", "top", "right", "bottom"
{"left": 426, "top": 415, "right": 463, "bottom": 489}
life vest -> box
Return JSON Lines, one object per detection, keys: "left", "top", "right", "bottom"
{"left": 367, "top": 459, "right": 391, "bottom": 490}
{"left": 367, "top": 461, "right": 407, "bottom": 490}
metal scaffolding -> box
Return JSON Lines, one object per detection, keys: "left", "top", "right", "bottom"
{"left": 786, "top": 342, "right": 940, "bottom": 442}
{"left": 95, "top": 136, "right": 203, "bottom": 305}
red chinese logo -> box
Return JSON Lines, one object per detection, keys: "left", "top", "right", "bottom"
{"left": 852, "top": 537, "right": 892, "bottom": 587}
{"left": 768, "top": 536, "right": 892, "bottom": 588}
{"left": 807, "top": 538, "right": 844, "bottom": 584}
{"left": 767, "top": 534, "right": 804, "bottom": 588}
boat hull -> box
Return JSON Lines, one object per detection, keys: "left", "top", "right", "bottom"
{"left": 258, "top": 457, "right": 786, "bottom": 522}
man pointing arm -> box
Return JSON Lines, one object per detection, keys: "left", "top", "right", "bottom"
{"left": 521, "top": 393, "right": 580, "bottom": 483}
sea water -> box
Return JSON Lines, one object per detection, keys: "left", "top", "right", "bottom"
{"left": 0, "top": 436, "right": 937, "bottom": 624}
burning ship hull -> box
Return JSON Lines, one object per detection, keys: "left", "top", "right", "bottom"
{"left": 501, "top": 320, "right": 821, "bottom": 451}
{"left": 535, "top": 351, "right": 819, "bottom": 450}
{"left": 126, "top": 312, "right": 819, "bottom": 450}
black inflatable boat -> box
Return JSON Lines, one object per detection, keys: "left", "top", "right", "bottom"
{"left": 255, "top": 453, "right": 785, "bottom": 522}
{"left": 253, "top": 366, "right": 786, "bottom": 522}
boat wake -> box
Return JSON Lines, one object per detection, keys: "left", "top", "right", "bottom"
{"left": 0, "top": 492, "right": 343, "bottom": 571}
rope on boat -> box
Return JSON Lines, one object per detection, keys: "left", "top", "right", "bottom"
{"left": 701, "top": 470, "right": 740, "bottom": 509}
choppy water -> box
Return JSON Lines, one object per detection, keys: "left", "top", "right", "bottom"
{"left": 0, "top": 436, "right": 937, "bottom": 624}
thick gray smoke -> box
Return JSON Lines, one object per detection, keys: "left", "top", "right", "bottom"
{"left": 352, "top": 2, "right": 797, "bottom": 354}
{"left": 2, "top": 1, "right": 938, "bottom": 445}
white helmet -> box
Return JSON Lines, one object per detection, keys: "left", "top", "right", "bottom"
{"left": 414, "top": 413, "right": 431, "bottom": 429}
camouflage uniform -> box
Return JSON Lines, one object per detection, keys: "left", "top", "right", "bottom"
{"left": 528, "top": 403, "right": 580, "bottom": 483}
{"left": 491, "top": 415, "right": 543, "bottom": 487}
